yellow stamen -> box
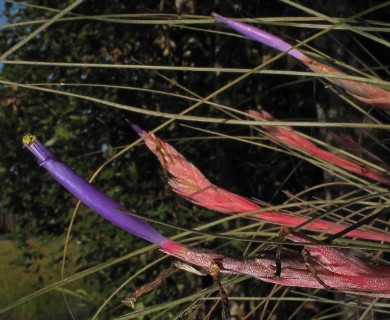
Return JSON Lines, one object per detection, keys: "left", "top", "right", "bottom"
{"left": 22, "top": 133, "right": 37, "bottom": 145}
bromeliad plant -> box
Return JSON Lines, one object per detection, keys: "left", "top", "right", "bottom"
{"left": 22, "top": 130, "right": 390, "bottom": 318}
{"left": 18, "top": 12, "right": 390, "bottom": 320}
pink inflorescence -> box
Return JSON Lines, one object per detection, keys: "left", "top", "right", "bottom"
{"left": 133, "top": 125, "right": 390, "bottom": 242}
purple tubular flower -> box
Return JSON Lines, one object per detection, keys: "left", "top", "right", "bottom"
{"left": 22, "top": 133, "right": 169, "bottom": 246}
{"left": 213, "top": 13, "right": 304, "bottom": 60}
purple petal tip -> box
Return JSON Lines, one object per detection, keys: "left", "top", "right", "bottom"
{"left": 213, "top": 13, "right": 304, "bottom": 60}
{"left": 213, "top": 12, "right": 224, "bottom": 23}
{"left": 126, "top": 119, "right": 146, "bottom": 137}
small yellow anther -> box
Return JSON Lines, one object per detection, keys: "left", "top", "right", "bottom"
{"left": 22, "top": 133, "right": 37, "bottom": 145}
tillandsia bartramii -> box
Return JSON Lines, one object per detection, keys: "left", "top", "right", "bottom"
{"left": 18, "top": 11, "right": 390, "bottom": 320}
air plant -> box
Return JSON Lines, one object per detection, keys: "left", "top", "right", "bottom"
{"left": 21, "top": 132, "right": 390, "bottom": 318}
{"left": 213, "top": 13, "right": 390, "bottom": 109}
{"left": 132, "top": 124, "right": 390, "bottom": 242}
{"left": 246, "top": 109, "right": 390, "bottom": 185}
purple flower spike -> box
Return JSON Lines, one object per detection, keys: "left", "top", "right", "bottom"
{"left": 22, "top": 133, "right": 169, "bottom": 246}
{"left": 213, "top": 13, "right": 305, "bottom": 60}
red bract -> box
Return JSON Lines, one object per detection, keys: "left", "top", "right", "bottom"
{"left": 161, "top": 230, "right": 390, "bottom": 297}
{"left": 283, "top": 231, "right": 390, "bottom": 297}
{"left": 133, "top": 124, "right": 390, "bottom": 242}
{"left": 247, "top": 109, "right": 390, "bottom": 186}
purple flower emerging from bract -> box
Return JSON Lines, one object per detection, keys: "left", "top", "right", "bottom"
{"left": 21, "top": 133, "right": 390, "bottom": 299}
{"left": 213, "top": 13, "right": 390, "bottom": 110}
{"left": 213, "top": 13, "right": 304, "bottom": 60}
{"left": 22, "top": 133, "right": 169, "bottom": 246}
